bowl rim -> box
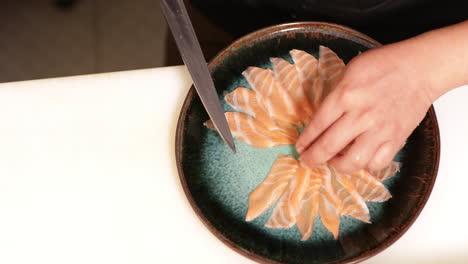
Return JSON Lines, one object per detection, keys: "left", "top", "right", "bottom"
{"left": 208, "top": 21, "right": 381, "bottom": 71}
{"left": 175, "top": 21, "right": 440, "bottom": 264}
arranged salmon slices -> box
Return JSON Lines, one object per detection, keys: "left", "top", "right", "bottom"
{"left": 318, "top": 46, "right": 346, "bottom": 101}
{"left": 205, "top": 46, "right": 401, "bottom": 240}
{"left": 245, "top": 155, "right": 299, "bottom": 222}
{"left": 204, "top": 112, "right": 298, "bottom": 148}
{"left": 271, "top": 57, "right": 314, "bottom": 123}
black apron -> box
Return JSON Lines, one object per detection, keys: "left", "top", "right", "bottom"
{"left": 190, "top": 0, "right": 468, "bottom": 44}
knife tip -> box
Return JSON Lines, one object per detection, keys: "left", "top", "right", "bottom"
{"left": 228, "top": 142, "right": 237, "bottom": 153}
{"left": 224, "top": 137, "right": 236, "bottom": 153}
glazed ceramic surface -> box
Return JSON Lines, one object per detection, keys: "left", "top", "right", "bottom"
{"left": 176, "top": 22, "right": 440, "bottom": 264}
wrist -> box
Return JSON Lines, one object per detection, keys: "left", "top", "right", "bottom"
{"left": 401, "top": 21, "right": 468, "bottom": 101}
{"left": 378, "top": 40, "right": 438, "bottom": 106}
{"left": 387, "top": 31, "right": 455, "bottom": 103}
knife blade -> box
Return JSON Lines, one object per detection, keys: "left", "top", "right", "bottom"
{"left": 160, "top": 0, "right": 236, "bottom": 152}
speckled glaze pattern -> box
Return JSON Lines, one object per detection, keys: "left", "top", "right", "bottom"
{"left": 175, "top": 22, "right": 440, "bottom": 264}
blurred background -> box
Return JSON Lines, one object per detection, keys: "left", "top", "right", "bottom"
{"left": 3, "top": 1, "right": 465, "bottom": 84}
{"left": 0, "top": 0, "right": 232, "bottom": 83}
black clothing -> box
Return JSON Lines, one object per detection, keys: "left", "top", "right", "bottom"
{"left": 191, "top": 0, "right": 468, "bottom": 43}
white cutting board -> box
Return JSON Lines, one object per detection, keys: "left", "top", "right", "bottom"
{"left": 0, "top": 66, "right": 466, "bottom": 263}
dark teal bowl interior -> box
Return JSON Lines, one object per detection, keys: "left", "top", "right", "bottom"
{"left": 176, "top": 23, "right": 439, "bottom": 264}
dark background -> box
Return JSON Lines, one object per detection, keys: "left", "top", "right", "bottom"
{"left": 1, "top": 0, "right": 466, "bottom": 83}
{"left": 0, "top": 0, "right": 231, "bottom": 83}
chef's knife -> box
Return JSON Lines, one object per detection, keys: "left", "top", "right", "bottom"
{"left": 160, "top": 0, "right": 236, "bottom": 152}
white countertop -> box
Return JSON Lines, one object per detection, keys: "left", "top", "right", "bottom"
{"left": 0, "top": 66, "right": 466, "bottom": 264}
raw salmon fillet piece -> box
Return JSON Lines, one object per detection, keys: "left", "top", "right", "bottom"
{"left": 333, "top": 169, "right": 370, "bottom": 223}
{"left": 224, "top": 87, "right": 298, "bottom": 137}
{"left": 290, "top": 49, "right": 323, "bottom": 111}
{"left": 204, "top": 112, "right": 298, "bottom": 148}
{"left": 246, "top": 155, "right": 298, "bottom": 221}
{"left": 224, "top": 87, "right": 276, "bottom": 129}
{"left": 271, "top": 57, "right": 313, "bottom": 123}
{"left": 265, "top": 165, "right": 310, "bottom": 229}
{"left": 243, "top": 67, "right": 302, "bottom": 127}
{"left": 317, "top": 165, "right": 341, "bottom": 238}
{"left": 371, "top": 161, "right": 401, "bottom": 181}
{"left": 351, "top": 170, "right": 392, "bottom": 202}
{"left": 296, "top": 167, "right": 321, "bottom": 240}
{"left": 318, "top": 45, "right": 346, "bottom": 101}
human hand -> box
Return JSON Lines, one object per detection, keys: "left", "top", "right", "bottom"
{"left": 296, "top": 44, "right": 435, "bottom": 173}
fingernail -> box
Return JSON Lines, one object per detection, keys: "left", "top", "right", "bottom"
{"left": 298, "top": 156, "right": 311, "bottom": 169}
{"left": 296, "top": 144, "right": 304, "bottom": 154}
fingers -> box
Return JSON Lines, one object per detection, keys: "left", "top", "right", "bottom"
{"left": 368, "top": 141, "right": 400, "bottom": 171}
{"left": 328, "top": 131, "right": 381, "bottom": 174}
{"left": 296, "top": 92, "right": 343, "bottom": 154}
{"left": 298, "top": 112, "right": 365, "bottom": 168}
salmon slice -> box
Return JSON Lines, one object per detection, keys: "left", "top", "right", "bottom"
{"left": 287, "top": 166, "right": 311, "bottom": 220}
{"left": 319, "top": 193, "right": 341, "bottom": 239}
{"left": 246, "top": 155, "right": 298, "bottom": 221}
{"left": 264, "top": 186, "right": 296, "bottom": 228}
{"left": 224, "top": 87, "right": 298, "bottom": 137}
{"left": 243, "top": 67, "right": 301, "bottom": 127}
{"left": 351, "top": 170, "right": 392, "bottom": 202}
{"left": 270, "top": 57, "right": 313, "bottom": 123}
{"left": 266, "top": 164, "right": 311, "bottom": 228}
{"left": 289, "top": 49, "right": 323, "bottom": 110}
{"left": 332, "top": 169, "right": 370, "bottom": 223}
{"left": 370, "top": 161, "right": 401, "bottom": 182}
{"left": 296, "top": 167, "right": 322, "bottom": 240}
{"left": 224, "top": 87, "right": 276, "bottom": 129}
{"left": 204, "top": 112, "right": 299, "bottom": 148}
{"left": 317, "top": 166, "right": 341, "bottom": 238}
{"left": 318, "top": 46, "right": 345, "bottom": 101}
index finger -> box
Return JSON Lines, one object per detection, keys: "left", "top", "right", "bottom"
{"left": 296, "top": 92, "right": 344, "bottom": 154}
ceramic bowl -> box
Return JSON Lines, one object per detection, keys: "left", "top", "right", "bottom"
{"left": 175, "top": 22, "right": 440, "bottom": 264}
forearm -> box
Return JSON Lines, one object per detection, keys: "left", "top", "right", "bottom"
{"left": 384, "top": 20, "right": 468, "bottom": 101}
